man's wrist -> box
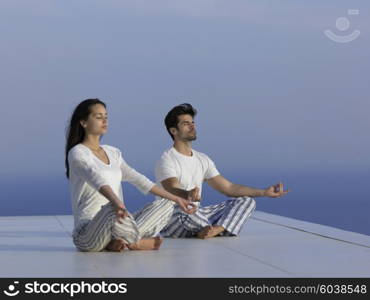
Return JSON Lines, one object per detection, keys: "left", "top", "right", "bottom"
{"left": 174, "top": 197, "right": 183, "bottom": 204}
{"left": 258, "top": 189, "right": 266, "bottom": 197}
{"left": 115, "top": 202, "right": 125, "bottom": 210}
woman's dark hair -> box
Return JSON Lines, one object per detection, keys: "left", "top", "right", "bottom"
{"left": 164, "top": 103, "right": 197, "bottom": 140}
{"left": 65, "top": 98, "right": 106, "bottom": 179}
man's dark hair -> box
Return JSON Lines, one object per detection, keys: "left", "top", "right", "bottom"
{"left": 164, "top": 103, "right": 197, "bottom": 140}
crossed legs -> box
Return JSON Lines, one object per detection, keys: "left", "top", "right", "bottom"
{"left": 105, "top": 198, "right": 174, "bottom": 252}
{"left": 160, "top": 197, "right": 256, "bottom": 239}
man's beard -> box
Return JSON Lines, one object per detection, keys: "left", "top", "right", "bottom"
{"left": 185, "top": 134, "right": 197, "bottom": 141}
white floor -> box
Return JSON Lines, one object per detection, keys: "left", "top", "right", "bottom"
{"left": 0, "top": 211, "right": 369, "bottom": 278}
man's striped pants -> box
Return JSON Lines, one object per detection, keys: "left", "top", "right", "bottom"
{"left": 72, "top": 198, "right": 175, "bottom": 252}
{"left": 160, "top": 197, "right": 256, "bottom": 238}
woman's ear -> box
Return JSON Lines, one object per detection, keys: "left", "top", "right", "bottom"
{"left": 80, "top": 120, "right": 87, "bottom": 128}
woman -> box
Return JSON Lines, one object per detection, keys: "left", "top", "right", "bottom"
{"left": 65, "top": 99, "right": 196, "bottom": 252}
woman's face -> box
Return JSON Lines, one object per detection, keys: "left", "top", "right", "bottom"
{"left": 80, "top": 104, "right": 108, "bottom": 136}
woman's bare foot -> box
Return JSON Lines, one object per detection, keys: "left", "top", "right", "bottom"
{"left": 197, "top": 226, "right": 212, "bottom": 239}
{"left": 105, "top": 238, "right": 126, "bottom": 252}
{"left": 197, "top": 226, "right": 225, "bottom": 239}
{"left": 127, "top": 237, "right": 163, "bottom": 251}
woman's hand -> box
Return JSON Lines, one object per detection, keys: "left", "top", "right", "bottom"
{"left": 149, "top": 185, "right": 197, "bottom": 214}
{"left": 176, "top": 198, "right": 197, "bottom": 214}
{"left": 99, "top": 185, "right": 130, "bottom": 223}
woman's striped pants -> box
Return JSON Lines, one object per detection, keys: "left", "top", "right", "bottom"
{"left": 160, "top": 197, "right": 256, "bottom": 238}
{"left": 72, "top": 198, "right": 175, "bottom": 252}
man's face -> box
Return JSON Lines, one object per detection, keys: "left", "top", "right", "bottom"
{"left": 172, "top": 114, "right": 197, "bottom": 141}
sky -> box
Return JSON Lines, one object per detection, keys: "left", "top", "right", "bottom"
{"left": 0, "top": 1, "right": 369, "bottom": 235}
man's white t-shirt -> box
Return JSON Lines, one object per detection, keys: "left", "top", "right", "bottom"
{"left": 155, "top": 147, "right": 220, "bottom": 204}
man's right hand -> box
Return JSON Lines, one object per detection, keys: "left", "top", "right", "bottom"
{"left": 188, "top": 187, "right": 201, "bottom": 202}
{"left": 116, "top": 206, "right": 129, "bottom": 224}
{"left": 177, "top": 198, "right": 197, "bottom": 214}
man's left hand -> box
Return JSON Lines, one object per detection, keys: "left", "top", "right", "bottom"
{"left": 263, "top": 182, "right": 290, "bottom": 198}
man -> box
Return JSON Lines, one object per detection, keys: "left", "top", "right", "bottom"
{"left": 156, "top": 103, "right": 290, "bottom": 239}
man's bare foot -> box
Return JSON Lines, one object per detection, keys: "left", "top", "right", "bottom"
{"left": 127, "top": 237, "right": 163, "bottom": 251}
{"left": 105, "top": 238, "right": 126, "bottom": 252}
{"left": 197, "top": 226, "right": 225, "bottom": 239}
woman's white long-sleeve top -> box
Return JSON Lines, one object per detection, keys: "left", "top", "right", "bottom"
{"left": 68, "top": 144, "right": 155, "bottom": 233}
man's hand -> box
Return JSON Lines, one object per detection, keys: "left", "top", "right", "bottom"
{"left": 177, "top": 198, "right": 197, "bottom": 214}
{"left": 188, "top": 187, "right": 201, "bottom": 202}
{"left": 116, "top": 207, "right": 129, "bottom": 224}
{"left": 263, "top": 182, "right": 290, "bottom": 198}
